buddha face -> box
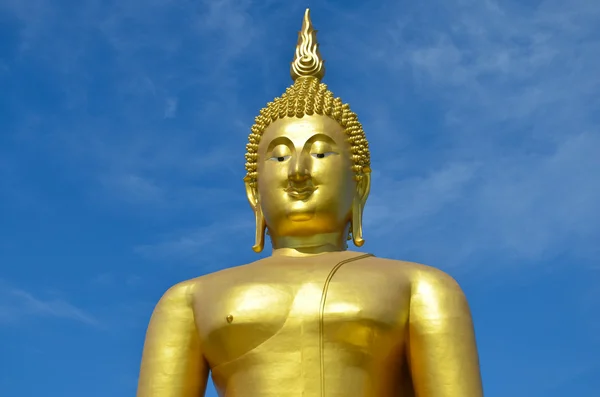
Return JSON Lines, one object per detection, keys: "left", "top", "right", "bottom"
{"left": 253, "top": 114, "right": 358, "bottom": 238}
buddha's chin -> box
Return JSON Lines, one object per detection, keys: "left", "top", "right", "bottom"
{"left": 286, "top": 212, "right": 314, "bottom": 222}
{"left": 286, "top": 205, "right": 315, "bottom": 221}
{"left": 283, "top": 199, "right": 317, "bottom": 221}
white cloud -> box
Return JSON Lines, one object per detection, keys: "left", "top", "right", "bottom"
{"left": 164, "top": 97, "right": 178, "bottom": 118}
{"left": 3, "top": 0, "right": 267, "bottom": 214}
{"left": 134, "top": 217, "right": 256, "bottom": 270}
{"left": 0, "top": 281, "right": 98, "bottom": 326}
{"left": 98, "top": 173, "right": 165, "bottom": 204}
{"left": 340, "top": 0, "right": 600, "bottom": 267}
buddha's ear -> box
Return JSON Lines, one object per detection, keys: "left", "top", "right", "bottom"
{"left": 351, "top": 171, "right": 371, "bottom": 247}
{"left": 357, "top": 170, "right": 371, "bottom": 203}
{"left": 244, "top": 178, "right": 266, "bottom": 253}
{"left": 244, "top": 177, "right": 259, "bottom": 209}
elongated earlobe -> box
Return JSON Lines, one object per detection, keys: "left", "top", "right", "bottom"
{"left": 253, "top": 206, "right": 266, "bottom": 253}
{"left": 351, "top": 197, "right": 365, "bottom": 247}
{"left": 351, "top": 171, "right": 371, "bottom": 247}
{"left": 245, "top": 177, "right": 266, "bottom": 253}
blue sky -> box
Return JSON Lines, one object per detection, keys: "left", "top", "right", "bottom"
{"left": 1, "top": 0, "right": 599, "bottom": 395}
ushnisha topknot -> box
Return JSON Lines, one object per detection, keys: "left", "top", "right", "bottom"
{"left": 244, "top": 8, "right": 370, "bottom": 188}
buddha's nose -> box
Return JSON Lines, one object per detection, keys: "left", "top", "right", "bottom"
{"left": 288, "top": 154, "right": 311, "bottom": 182}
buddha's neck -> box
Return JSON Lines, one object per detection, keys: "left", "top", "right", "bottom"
{"left": 270, "top": 231, "right": 348, "bottom": 257}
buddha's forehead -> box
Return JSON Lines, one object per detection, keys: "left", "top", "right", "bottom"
{"left": 260, "top": 114, "right": 346, "bottom": 149}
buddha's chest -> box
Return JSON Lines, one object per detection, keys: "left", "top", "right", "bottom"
{"left": 194, "top": 263, "right": 410, "bottom": 368}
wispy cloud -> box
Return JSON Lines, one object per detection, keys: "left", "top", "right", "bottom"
{"left": 332, "top": 0, "right": 600, "bottom": 267}
{"left": 0, "top": 281, "right": 98, "bottom": 326}
{"left": 164, "top": 97, "right": 178, "bottom": 119}
{"left": 134, "top": 217, "right": 255, "bottom": 269}
{"left": 2, "top": 0, "right": 267, "bottom": 212}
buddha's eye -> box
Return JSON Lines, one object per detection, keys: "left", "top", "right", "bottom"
{"left": 311, "top": 152, "right": 336, "bottom": 159}
{"left": 310, "top": 141, "right": 336, "bottom": 159}
{"left": 269, "top": 155, "right": 291, "bottom": 162}
{"left": 268, "top": 145, "right": 292, "bottom": 162}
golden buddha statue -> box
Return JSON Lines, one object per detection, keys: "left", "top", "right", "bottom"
{"left": 137, "top": 9, "right": 483, "bottom": 397}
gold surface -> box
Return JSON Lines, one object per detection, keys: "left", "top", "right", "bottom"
{"left": 290, "top": 9, "right": 325, "bottom": 81}
{"left": 137, "top": 8, "right": 483, "bottom": 397}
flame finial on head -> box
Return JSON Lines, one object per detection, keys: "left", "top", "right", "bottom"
{"left": 291, "top": 8, "right": 325, "bottom": 81}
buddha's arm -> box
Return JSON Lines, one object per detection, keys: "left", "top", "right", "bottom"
{"left": 137, "top": 281, "right": 208, "bottom": 397}
{"left": 407, "top": 269, "right": 483, "bottom": 397}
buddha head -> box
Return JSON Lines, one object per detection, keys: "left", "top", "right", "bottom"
{"left": 244, "top": 9, "right": 371, "bottom": 253}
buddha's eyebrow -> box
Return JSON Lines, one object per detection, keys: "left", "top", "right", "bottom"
{"left": 266, "top": 136, "right": 293, "bottom": 152}
{"left": 306, "top": 133, "right": 338, "bottom": 147}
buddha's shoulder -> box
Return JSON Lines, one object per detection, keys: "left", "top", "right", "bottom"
{"left": 365, "top": 255, "right": 461, "bottom": 288}
{"left": 161, "top": 258, "right": 270, "bottom": 293}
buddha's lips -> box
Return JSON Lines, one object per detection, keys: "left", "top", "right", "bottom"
{"left": 285, "top": 186, "right": 317, "bottom": 199}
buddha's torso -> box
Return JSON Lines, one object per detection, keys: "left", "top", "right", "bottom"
{"left": 191, "top": 251, "right": 418, "bottom": 397}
